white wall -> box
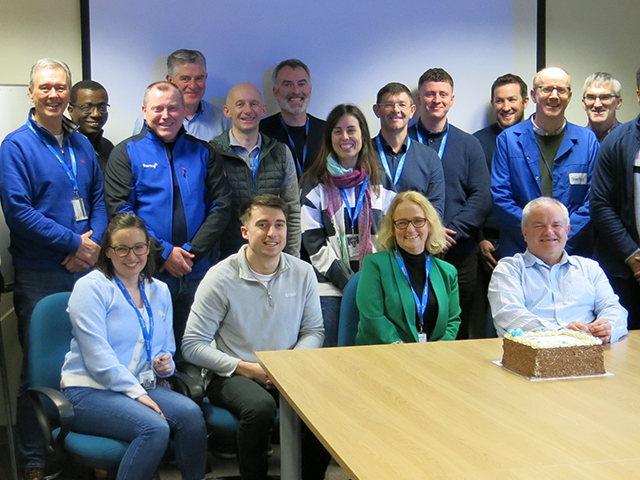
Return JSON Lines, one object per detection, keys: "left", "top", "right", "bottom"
{"left": 91, "top": 0, "right": 538, "bottom": 145}
{"left": 546, "top": 1, "right": 640, "bottom": 126}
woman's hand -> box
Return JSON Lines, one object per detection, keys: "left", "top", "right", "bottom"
{"left": 153, "top": 353, "right": 173, "bottom": 376}
{"left": 136, "top": 394, "right": 165, "bottom": 418}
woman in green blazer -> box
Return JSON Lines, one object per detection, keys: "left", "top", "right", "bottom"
{"left": 355, "top": 191, "right": 461, "bottom": 345}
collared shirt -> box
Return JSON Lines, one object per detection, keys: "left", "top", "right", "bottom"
{"left": 134, "top": 100, "right": 230, "bottom": 142}
{"left": 489, "top": 250, "right": 628, "bottom": 341}
{"left": 228, "top": 130, "right": 262, "bottom": 170}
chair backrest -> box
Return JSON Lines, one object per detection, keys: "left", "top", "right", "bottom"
{"left": 29, "top": 292, "right": 73, "bottom": 389}
{"left": 337, "top": 271, "right": 360, "bottom": 347}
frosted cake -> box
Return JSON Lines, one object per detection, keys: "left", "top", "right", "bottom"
{"left": 502, "top": 329, "right": 605, "bottom": 378}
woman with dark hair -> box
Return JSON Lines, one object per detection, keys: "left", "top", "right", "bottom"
{"left": 300, "top": 104, "right": 396, "bottom": 347}
{"left": 60, "top": 213, "right": 206, "bottom": 480}
{"left": 355, "top": 191, "right": 461, "bottom": 345}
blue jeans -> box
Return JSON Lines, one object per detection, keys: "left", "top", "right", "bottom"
{"left": 154, "top": 271, "right": 201, "bottom": 358}
{"left": 14, "top": 267, "right": 79, "bottom": 470}
{"left": 320, "top": 296, "right": 341, "bottom": 348}
{"left": 63, "top": 386, "right": 207, "bottom": 480}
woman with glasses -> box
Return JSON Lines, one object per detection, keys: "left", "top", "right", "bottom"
{"left": 300, "top": 104, "right": 396, "bottom": 347}
{"left": 355, "top": 191, "right": 461, "bottom": 345}
{"left": 60, "top": 213, "right": 206, "bottom": 480}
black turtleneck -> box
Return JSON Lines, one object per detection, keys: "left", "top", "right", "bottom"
{"left": 398, "top": 247, "right": 439, "bottom": 339}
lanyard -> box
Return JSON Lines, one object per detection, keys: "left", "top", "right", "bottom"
{"left": 340, "top": 176, "right": 369, "bottom": 228}
{"left": 28, "top": 120, "right": 80, "bottom": 194}
{"left": 251, "top": 147, "right": 261, "bottom": 194}
{"left": 114, "top": 277, "right": 155, "bottom": 363}
{"left": 393, "top": 249, "right": 432, "bottom": 331}
{"left": 416, "top": 123, "right": 449, "bottom": 159}
{"left": 375, "top": 135, "right": 411, "bottom": 186}
{"left": 279, "top": 115, "right": 309, "bottom": 177}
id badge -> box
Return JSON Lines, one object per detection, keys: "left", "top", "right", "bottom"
{"left": 71, "top": 197, "right": 89, "bottom": 221}
{"left": 418, "top": 332, "right": 427, "bottom": 343}
{"left": 346, "top": 234, "right": 360, "bottom": 260}
{"left": 139, "top": 368, "right": 156, "bottom": 391}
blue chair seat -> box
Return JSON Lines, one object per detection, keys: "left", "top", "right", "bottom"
{"left": 53, "top": 428, "right": 129, "bottom": 470}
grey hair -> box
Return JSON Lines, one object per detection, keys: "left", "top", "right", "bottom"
{"left": 271, "top": 59, "right": 311, "bottom": 86}
{"left": 522, "top": 197, "right": 570, "bottom": 228}
{"left": 583, "top": 72, "right": 622, "bottom": 97}
{"left": 29, "top": 58, "right": 72, "bottom": 90}
{"left": 167, "top": 49, "right": 207, "bottom": 78}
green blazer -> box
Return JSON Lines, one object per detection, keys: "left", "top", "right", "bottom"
{"left": 355, "top": 250, "right": 461, "bottom": 345}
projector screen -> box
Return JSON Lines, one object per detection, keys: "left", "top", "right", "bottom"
{"left": 89, "top": 0, "right": 538, "bottom": 145}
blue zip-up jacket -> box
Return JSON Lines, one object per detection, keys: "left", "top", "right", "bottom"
{"left": 491, "top": 116, "right": 599, "bottom": 256}
{"left": 104, "top": 128, "right": 232, "bottom": 280}
{"left": 0, "top": 111, "right": 107, "bottom": 269}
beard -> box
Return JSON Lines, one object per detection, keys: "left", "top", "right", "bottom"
{"left": 278, "top": 95, "right": 311, "bottom": 116}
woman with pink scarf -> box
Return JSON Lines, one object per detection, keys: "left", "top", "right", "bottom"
{"left": 300, "top": 104, "right": 396, "bottom": 347}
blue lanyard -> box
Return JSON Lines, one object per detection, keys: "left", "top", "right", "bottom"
{"left": 28, "top": 119, "right": 79, "bottom": 193}
{"left": 416, "top": 123, "right": 449, "bottom": 159}
{"left": 393, "top": 249, "right": 432, "bottom": 330}
{"left": 114, "top": 277, "right": 155, "bottom": 363}
{"left": 279, "top": 115, "right": 308, "bottom": 177}
{"left": 375, "top": 135, "right": 411, "bottom": 186}
{"left": 340, "top": 176, "right": 369, "bottom": 228}
{"left": 251, "top": 147, "right": 261, "bottom": 194}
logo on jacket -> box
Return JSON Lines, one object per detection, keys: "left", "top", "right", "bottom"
{"left": 142, "top": 163, "right": 158, "bottom": 169}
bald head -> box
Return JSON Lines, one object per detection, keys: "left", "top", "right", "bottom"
{"left": 223, "top": 83, "right": 266, "bottom": 135}
{"left": 531, "top": 67, "right": 573, "bottom": 127}
{"left": 533, "top": 67, "right": 571, "bottom": 90}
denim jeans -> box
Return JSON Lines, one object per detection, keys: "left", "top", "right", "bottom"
{"left": 14, "top": 267, "right": 79, "bottom": 470}
{"left": 320, "top": 296, "right": 342, "bottom": 348}
{"left": 63, "top": 386, "right": 207, "bottom": 480}
{"left": 154, "top": 271, "right": 201, "bottom": 359}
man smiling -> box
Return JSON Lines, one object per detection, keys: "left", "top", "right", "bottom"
{"left": 491, "top": 67, "right": 599, "bottom": 258}
{"left": 68, "top": 80, "right": 114, "bottom": 171}
{"left": 260, "top": 59, "right": 326, "bottom": 176}
{"left": 372, "top": 82, "right": 445, "bottom": 217}
{"left": 134, "top": 49, "right": 229, "bottom": 141}
{"left": 489, "top": 197, "right": 627, "bottom": 343}
{"left": 105, "top": 81, "right": 232, "bottom": 355}
{"left": 582, "top": 72, "right": 623, "bottom": 143}
{"left": 211, "top": 82, "right": 300, "bottom": 260}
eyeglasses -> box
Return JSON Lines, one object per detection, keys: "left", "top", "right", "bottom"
{"left": 582, "top": 94, "right": 618, "bottom": 106}
{"left": 378, "top": 102, "right": 412, "bottom": 111}
{"left": 72, "top": 103, "right": 110, "bottom": 113}
{"left": 535, "top": 86, "right": 571, "bottom": 97}
{"left": 109, "top": 243, "right": 150, "bottom": 257}
{"left": 393, "top": 218, "right": 427, "bottom": 229}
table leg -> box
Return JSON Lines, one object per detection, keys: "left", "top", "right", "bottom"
{"left": 279, "top": 394, "right": 301, "bottom": 480}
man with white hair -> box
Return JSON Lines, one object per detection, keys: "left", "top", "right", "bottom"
{"left": 582, "top": 71, "right": 623, "bottom": 143}
{"left": 260, "top": 59, "right": 325, "bottom": 176}
{"left": 489, "top": 197, "right": 627, "bottom": 343}
{"left": 492, "top": 66, "right": 600, "bottom": 258}
{"left": 0, "top": 58, "right": 107, "bottom": 480}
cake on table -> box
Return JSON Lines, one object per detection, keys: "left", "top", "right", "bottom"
{"left": 501, "top": 328, "right": 605, "bottom": 378}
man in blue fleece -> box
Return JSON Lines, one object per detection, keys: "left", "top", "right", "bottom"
{"left": 0, "top": 58, "right": 107, "bottom": 480}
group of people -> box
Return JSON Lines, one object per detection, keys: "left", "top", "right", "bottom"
{"left": 1, "top": 48, "right": 638, "bottom": 480}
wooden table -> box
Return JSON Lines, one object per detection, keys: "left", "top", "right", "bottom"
{"left": 258, "top": 332, "right": 640, "bottom": 480}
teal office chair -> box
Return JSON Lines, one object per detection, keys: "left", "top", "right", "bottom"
{"left": 337, "top": 272, "right": 360, "bottom": 347}
{"left": 28, "top": 292, "right": 201, "bottom": 477}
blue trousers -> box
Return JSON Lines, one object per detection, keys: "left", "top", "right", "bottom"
{"left": 14, "top": 267, "right": 79, "bottom": 470}
{"left": 64, "top": 385, "right": 207, "bottom": 480}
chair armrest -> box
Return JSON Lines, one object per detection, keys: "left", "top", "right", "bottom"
{"left": 170, "top": 370, "right": 204, "bottom": 404}
{"left": 28, "top": 386, "right": 75, "bottom": 458}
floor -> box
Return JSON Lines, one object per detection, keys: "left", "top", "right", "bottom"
{"left": 0, "top": 433, "right": 350, "bottom": 480}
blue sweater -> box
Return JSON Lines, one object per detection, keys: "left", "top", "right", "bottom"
{"left": 408, "top": 121, "right": 491, "bottom": 254}
{"left": 0, "top": 112, "right": 107, "bottom": 269}
{"left": 61, "top": 270, "right": 175, "bottom": 400}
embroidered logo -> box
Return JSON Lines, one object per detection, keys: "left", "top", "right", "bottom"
{"left": 285, "top": 292, "right": 297, "bottom": 298}
{"left": 142, "top": 163, "right": 158, "bottom": 169}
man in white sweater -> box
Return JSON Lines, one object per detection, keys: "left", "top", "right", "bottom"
{"left": 182, "top": 194, "right": 326, "bottom": 480}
